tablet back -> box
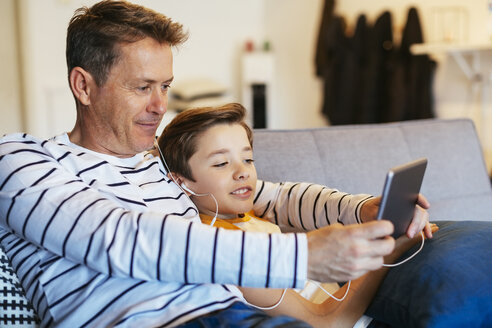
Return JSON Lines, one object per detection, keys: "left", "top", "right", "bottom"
{"left": 377, "top": 158, "right": 428, "bottom": 238}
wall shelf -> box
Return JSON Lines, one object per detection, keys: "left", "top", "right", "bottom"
{"left": 411, "top": 42, "right": 492, "bottom": 136}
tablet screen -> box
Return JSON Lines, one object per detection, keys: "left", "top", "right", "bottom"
{"left": 376, "top": 158, "right": 428, "bottom": 238}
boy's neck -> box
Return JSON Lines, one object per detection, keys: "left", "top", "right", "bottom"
{"left": 200, "top": 208, "right": 245, "bottom": 219}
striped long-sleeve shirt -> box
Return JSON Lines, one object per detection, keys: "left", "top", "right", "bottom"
{"left": 0, "top": 133, "right": 372, "bottom": 327}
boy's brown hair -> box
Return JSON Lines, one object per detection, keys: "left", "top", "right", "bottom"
{"left": 67, "top": 0, "right": 188, "bottom": 87}
{"left": 157, "top": 103, "right": 253, "bottom": 181}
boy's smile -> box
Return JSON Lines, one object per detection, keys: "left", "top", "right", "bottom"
{"left": 231, "top": 187, "right": 253, "bottom": 199}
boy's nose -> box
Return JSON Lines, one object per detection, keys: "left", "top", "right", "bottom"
{"left": 234, "top": 170, "right": 249, "bottom": 180}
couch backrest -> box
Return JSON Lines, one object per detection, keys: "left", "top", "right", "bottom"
{"left": 253, "top": 118, "right": 492, "bottom": 221}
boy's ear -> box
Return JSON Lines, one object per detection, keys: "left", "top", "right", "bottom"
{"left": 168, "top": 172, "right": 194, "bottom": 196}
{"left": 167, "top": 172, "right": 181, "bottom": 184}
{"left": 167, "top": 172, "right": 186, "bottom": 187}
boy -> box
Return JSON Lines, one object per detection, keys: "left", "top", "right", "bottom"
{"left": 157, "top": 103, "right": 436, "bottom": 326}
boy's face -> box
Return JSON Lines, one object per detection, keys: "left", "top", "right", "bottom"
{"left": 184, "top": 123, "right": 257, "bottom": 216}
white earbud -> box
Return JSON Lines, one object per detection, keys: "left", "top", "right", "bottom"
{"left": 154, "top": 138, "right": 218, "bottom": 226}
{"left": 180, "top": 182, "right": 197, "bottom": 196}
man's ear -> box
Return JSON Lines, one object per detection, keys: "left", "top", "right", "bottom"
{"left": 69, "top": 67, "right": 95, "bottom": 106}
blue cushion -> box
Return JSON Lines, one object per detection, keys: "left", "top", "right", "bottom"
{"left": 366, "top": 220, "right": 492, "bottom": 327}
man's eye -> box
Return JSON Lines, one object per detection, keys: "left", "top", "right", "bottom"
{"left": 245, "top": 159, "right": 255, "bottom": 164}
{"left": 138, "top": 86, "right": 150, "bottom": 92}
{"left": 162, "top": 84, "right": 171, "bottom": 91}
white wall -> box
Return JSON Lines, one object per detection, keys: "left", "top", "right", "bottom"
{"left": 264, "top": 0, "right": 327, "bottom": 129}
{"left": 336, "top": 0, "right": 489, "bottom": 43}
{"left": 17, "top": 0, "right": 94, "bottom": 138}
{"left": 334, "top": 0, "right": 492, "bottom": 172}
{"left": 12, "top": 0, "right": 327, "bottom": 136}
{"left": 0, "top": 0, "right": 23, "bottom": 136}
{"left": 141, "top": 0, "right": 265, "bottom": 96}
{"left": 4, "top": 0, "right": 492, "bottom": 171}
{"left": 263, "top": 0, "right": 492, "bottom": 171}
{"left": 15, "top": 0, "right": 266, "bottom": 139}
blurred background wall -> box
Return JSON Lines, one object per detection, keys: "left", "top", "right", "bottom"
{"left": 1, "top": 0, "right": 491, "bottom": 171}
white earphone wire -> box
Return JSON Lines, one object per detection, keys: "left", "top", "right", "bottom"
{"left": 383, "top": 231, "right": 425, "bottom": 267}
{"left": 153, "top": 139, "right": 425, "bottom": 308}
{"left": 243, "top": 288, "right": 288, "bottom": 311}
{"left": 154, "top": 139, "right": 218, "bottom": 226}
{"left": 312, "top": 280, "right": 352, "bottom": 302}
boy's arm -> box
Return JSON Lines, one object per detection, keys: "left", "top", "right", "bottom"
{"left": 253, "top": 180, "right": 374, "bottom": 231}
{"left": 239, "top": 224, "right": 438, "bottom": 327}
{"left": 240, "top": 268, "right": 388, "bottom": 327}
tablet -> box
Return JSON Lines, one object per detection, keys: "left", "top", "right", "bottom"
{"left": 376, "top": 158, "right": 428, "bottom": 238}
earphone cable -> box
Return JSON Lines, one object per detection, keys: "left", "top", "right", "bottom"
{"left": 154, "top": 139, "right": 218, "bottom": 226}
{"left": 382, "top": 231, "right": 425, "bottom": 267}
{"left": 154, "top": 139, "right": 424, "bottom": 307}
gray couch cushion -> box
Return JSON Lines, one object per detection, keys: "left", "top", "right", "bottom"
{"left": 254, "top": 118, "right": 492, "bottom": 222}
{"left": 252, "top": 130, "right": 326, "bottom": 185}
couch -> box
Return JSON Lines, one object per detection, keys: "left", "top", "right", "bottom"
{"left": 2, "top": 118, "right": 492, "bottom": 327}
{"left": 253, "top": 117, "right": 492, "bottom": 327}
{"left": 254, "top": 118, "right": 492, "bottom": 222}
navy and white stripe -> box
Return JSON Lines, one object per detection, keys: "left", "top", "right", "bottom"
{"left": 0, "top": 133, "right": 311, "bottom": 327}
{"left": 253, "top": 179, "right": 373, "bottom": 231}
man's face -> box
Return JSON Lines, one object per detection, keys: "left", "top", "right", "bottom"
{"left": 83, "top": 38, "right": 173, "bottom": 157}
{"left": 183, "top": 123, "right": 257, "bottom": 216}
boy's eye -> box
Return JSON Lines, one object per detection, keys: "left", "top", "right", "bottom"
{"left": 245, "top": 159, "right": 255, "bottom": 164}
{"left": 213, "top": 162, "right": 228, "bottom": 168}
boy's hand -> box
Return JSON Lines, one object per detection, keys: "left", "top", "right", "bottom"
{"left": 385, "top": 223, "right": 439, "bottom": 264}
{"left": 360, "top": 194, "right": 433, "bottom": 239}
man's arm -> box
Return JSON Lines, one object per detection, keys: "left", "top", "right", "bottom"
{"left": 0, "top": 135, "right": 307, "bottom": 288}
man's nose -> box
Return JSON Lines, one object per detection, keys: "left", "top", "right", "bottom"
{"left": 149, "top": 88, "right": 167, "bottom": 114}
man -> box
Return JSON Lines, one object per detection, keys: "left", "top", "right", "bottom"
{"left": 0, "top": 1, "right": 431, "bottom": 326}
